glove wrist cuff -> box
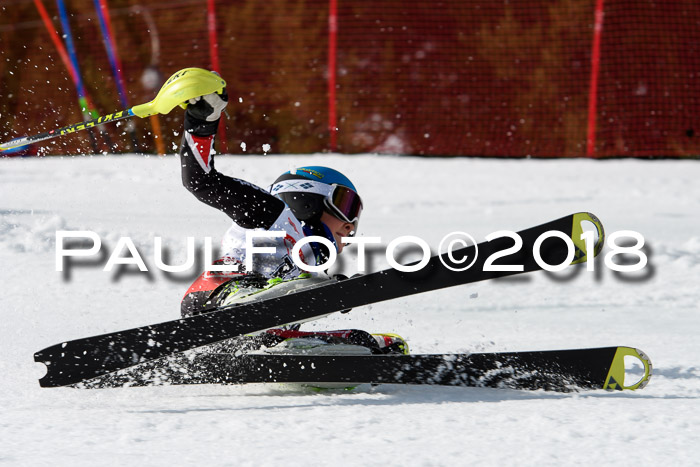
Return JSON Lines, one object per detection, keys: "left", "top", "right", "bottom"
{"left": 184, "top": 110, "right": 219, "bottom": 137}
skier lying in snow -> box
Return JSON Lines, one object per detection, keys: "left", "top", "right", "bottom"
{"left": 177, "top": 86, "right": 407, "bottom": 355}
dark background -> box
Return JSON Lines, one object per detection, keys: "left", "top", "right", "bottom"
{"left": 1, "top": 0, "right": 699, "bottom": 157}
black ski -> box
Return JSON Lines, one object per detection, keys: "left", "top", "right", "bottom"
{"left": 35, "top": 212, "right": 604, "bottom": 388}
{"left": 81, "top": 346, "right": 652, "bottom": 392}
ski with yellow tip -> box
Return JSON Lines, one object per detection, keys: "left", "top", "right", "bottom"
{"left": 77, "top": 346, "right": 652, "bottom": 392}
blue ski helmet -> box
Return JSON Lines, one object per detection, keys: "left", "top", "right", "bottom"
{"left": 270, "top": 166, "right": 363, "bottom": 229}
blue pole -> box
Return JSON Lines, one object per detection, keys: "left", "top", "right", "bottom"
{"left": 55, "top": 0, "right": 90, "bottom": 115}
{"left": 92, "top": 0, "right": 139, "bottom": 152}
{"left": 92, "top": 0, "right": 129, "bottom": 108}
{"left": 54, "top": 0, "right": 105, "bottom": 153}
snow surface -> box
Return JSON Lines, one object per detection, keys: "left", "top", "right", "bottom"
{"left": 1, "top": 154, "right": 699, "bottom": 466}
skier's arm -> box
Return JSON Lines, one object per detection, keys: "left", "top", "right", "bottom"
{"left": 179, "top": 92, "right": 285, "bottom": 229}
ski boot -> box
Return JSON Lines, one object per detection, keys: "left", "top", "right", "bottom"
{"left": 371, "top": 333, "right": 410, "bottom": 355}
{"left": 204, "top": 272, "right": 329, "bottom": 309}
{"left": 191, "top": 273, "right": 331, "bottom": 354}
{"left": 253, "top": 329, "right": 409, "bottom": 391}
{"left": 260, "top": 329, "right": 408, "bottom": 355}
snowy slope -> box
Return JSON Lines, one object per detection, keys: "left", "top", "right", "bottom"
{"left": 1, "top": 155, "right": 699, "bottom": 466}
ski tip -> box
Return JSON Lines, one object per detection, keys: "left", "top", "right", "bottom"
{"left": 603, "top": 347, "right": 653, "bottom": 391}
{"left": 570, "top": 212, "right": 605, "bottom": 265}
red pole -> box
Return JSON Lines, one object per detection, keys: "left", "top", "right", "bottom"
{"left": 207, "top": 0, "right": 228, "bottom": 153}
{"left": 207, "top": 0, "right": 221, "bottom": 73}
{"left": 34, "top": 0, "right": 81, "bottom": 100}
{"left": 328, "top": 0, "right": 338, "bottom": 152}
{"left": 586, "top": 0, "right": 605, "bottom": 157}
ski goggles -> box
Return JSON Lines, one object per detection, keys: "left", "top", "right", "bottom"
{"left": 271, "top": 180, "right": 363, "bottom": 225}
{"left": 324, "top": 184, "right": 363, "bottom": 225}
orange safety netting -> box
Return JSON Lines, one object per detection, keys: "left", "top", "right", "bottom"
{"left": 1, "top": 0, "right": 699, "bottom": 157}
